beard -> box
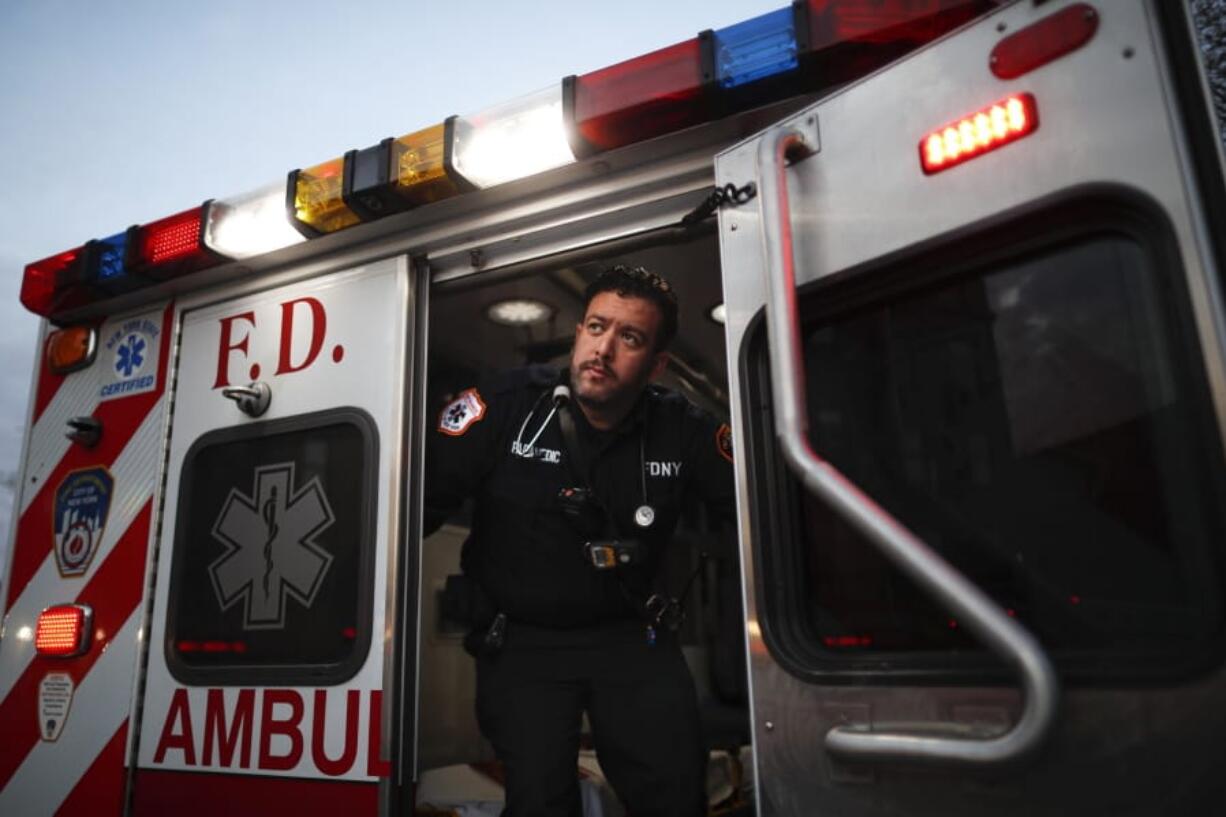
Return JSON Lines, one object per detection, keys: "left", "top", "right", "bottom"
{"left": 569, "top": 357, "right": 648, "bottom": 412}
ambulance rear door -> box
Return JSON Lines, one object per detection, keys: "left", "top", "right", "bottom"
{"left": 716, "top": 1, "right": 1226, "bottom": 814}
{"left": 132, "top": 256, "right": 416, "bottom": 814}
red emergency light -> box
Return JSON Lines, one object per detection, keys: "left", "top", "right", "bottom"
{"left": 127, "top": 204, "right": 224, "bottom": 280}
{"left": 564, "top": 36, "right": 714, "bottom": 158}
{"left": 35, "top": 604, "right": 93, "bottom": 658}
{"left": 20, "top": 247, "right": 94, "bottom": 320}
{"left": 919, "top": 93, "right": 1038, "bottom": 174}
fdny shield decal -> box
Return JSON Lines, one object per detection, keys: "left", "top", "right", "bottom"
{"left": 438, "top": 387, "right": 487, "bottom": 436}
{"left": 53, "top": 467, "right": 114, "bottom": 577}
{"left": 209, "top": 462, "right": 335, "bottom": 630}
{"left": 716, "top": 423, "right": 734, "bottom": 464}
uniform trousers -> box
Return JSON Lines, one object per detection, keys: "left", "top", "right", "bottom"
{"left": 475, "top": 622, "right": 707, "bottom": 817}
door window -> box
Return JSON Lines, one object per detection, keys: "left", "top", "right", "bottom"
{"left": 165, "top": 409, "right": 377, "bottom": 685}
{"left": 749, "top": 203, "right": 1226, "bottom": 681}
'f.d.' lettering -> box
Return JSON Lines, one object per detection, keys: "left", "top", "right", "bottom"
{"left": 276, "top": 297, "right": 327, "bottom": 376}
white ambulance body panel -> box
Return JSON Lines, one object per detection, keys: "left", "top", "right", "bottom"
{"left": 133, "top": 258, "right": 410, "bottom": 811}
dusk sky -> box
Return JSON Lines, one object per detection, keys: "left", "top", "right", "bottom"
{"left": 0, "top": 0, "right": 784, "bottom": 579}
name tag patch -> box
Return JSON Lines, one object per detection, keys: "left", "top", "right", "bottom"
{"left": 511, "top": 440, "right": 562, "bottom": 464}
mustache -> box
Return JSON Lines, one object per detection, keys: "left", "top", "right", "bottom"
{"left": 580, "top": 360, "right": 615, "bottom": 379}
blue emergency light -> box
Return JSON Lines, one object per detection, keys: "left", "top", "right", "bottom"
{"left": 713, "top": 7, "right": 800, "bottom": 89}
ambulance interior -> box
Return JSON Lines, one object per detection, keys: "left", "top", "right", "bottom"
{"left": 419, "top": 229, "right": 753, "bottom": 814}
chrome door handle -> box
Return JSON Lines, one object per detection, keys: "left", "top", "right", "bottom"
{"left": 221, "top": 382, "right": 272, "bottom": 418}
{"left": 754, "top": 124, "right": 1058, "bottom": 765}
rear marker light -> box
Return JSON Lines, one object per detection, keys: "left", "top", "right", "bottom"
{"left": 288, "top": 157, "right": 362, "bottom": 237}
{"left": 203, "top": 182, "right": 307, "bottom": 259}
{"left": 127, "top": 205, "right": 223, "bottom": 281}
{"left": 990, "top": 3, "right": 1098, "bottom": 80}
{"left": 391, "top": 122, "right": 473, "bottom": 207}
{"left": 449, "top": 86, "right": 576, "bottom": 189}
{"left": 36, "top": 604, "right": 93, "bottom": 658}
{"left": 920, "top": 93, "right": 1038, "bottom": 174}
{"left": 46, "top": 326, "right": 98, "bottom": 375}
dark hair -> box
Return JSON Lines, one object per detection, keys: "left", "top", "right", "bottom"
{"left": 581, "top": 265, "right": 678, "bottom": 351}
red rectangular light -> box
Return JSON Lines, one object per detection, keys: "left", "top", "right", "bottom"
{"left": 20, "top": 247, "right": 94, "bottom": 319}
{"left": 810, "top": 0, "right": 989, "bottom": 45}
{"left": 920, "top": 93, "right": 1038, "bottom": 174}
{"left": 127, "top": 204, "right": 223, "bottom": 280}
{"left": 803, "top": 1, "right": 995, "bottom": 88}
{"left": 564, "top": 37, "right": 713, "bottom": 158}
{"left": 35, "top": 604, "right": 92, "bottom": 657}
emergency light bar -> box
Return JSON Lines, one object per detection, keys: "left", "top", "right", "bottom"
{"left": 20, "top": 247, "right": 90, "bottom": 318}
{"left": 288, "top": 157, "right": 362, "bottom": 236}
{"left": 127, "top": 204, "right": 222, "bottom": 281}
{"left": 920, "top": 93, "right": 1038, "bottom": 174}
{"left": 449, "top": 86, "right": 576, "bottom": 189}
{"left": 88, "top": 232, "right": 135, "bottom": 296}
{"left": 391, "top": 122, "right": 473, "bottom": 206}
{"left": 21, "top": 0, "right": 1001, "bottom": 323}
{"left": 203, "top": 182, "right": 307, "bottom": 259}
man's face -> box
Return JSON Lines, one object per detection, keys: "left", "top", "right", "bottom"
{"left": 570, "top": 291, "right": 669, "bottom": 409}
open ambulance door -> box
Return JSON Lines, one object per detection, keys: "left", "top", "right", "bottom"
{"left": 131, "top": 256, "right": 420, "bottom": 814}
{"left": 715, "top": 1, "right": 1226, "bottom": 815}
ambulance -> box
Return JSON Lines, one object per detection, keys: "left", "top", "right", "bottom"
{"left": 2, "top": 0, "right": 1225, "bottom": 814}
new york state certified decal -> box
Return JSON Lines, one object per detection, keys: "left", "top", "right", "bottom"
{"left": 209, "top": 462, "right": 335, "bottom": 629}
{"left": 99, "top": 315, "right": 161, "bottom": 400}
{"left": 53, "top": 467, "right": 114, "bottom": 577}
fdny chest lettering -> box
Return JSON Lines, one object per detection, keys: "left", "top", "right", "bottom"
{"left": 646, "top": 460, "right": 683, "bottom": 478}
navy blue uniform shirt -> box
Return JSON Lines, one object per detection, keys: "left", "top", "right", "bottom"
{"left": 425, "top": 366, "right": 736, "bottom": 628}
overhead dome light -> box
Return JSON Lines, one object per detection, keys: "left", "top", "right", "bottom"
{"left": 486, "top": 298, "right": 555, "bottom": 326}
{"left": 708, "top": 303, "right": 727, "bottom": 324}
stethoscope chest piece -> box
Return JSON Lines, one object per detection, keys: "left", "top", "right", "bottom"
{"left": 634, "top": 504, "right": 656, "bottom": 529}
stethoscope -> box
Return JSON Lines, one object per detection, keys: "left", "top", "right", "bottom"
{"left": 514, "top": 383, "right": 656, "bottom": 529}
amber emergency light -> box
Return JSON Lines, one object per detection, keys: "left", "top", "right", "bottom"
{"left": 288, "top": 157, "right": 362, "bottom": 236}
{"left": 920, "top": 93, "right": 1038, "bottom": 174}
{"left": 46, "top": 326, "right": 97, "bottom": 375}
{"left": 35, "top": 604, "right": 93, "bottom": 658}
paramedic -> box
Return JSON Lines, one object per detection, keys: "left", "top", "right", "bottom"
{"left": 424, "top": 265, "right": 735, "bottom": 817}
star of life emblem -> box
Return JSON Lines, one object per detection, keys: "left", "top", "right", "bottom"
{"left": 438, "top": 387, "right": 486, "bottom": 436}
{"left": 209, "top": 462, "right": 335, "bottom": 630}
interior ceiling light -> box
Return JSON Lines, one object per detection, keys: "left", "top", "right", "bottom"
{"left": 486, "top": 298, "right": 555, "bottom": 326}
{"left": 708, "top": 303, "right": 727, "bottom": 324}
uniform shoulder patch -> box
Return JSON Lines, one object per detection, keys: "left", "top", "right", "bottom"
{"left": 438, "top": 388, "right": 487, "bottom": 436}
{"left": 715, "top": 423, "right": 734, "bottom": 464}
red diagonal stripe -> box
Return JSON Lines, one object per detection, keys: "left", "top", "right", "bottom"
{"left": 6, "top": 303, "right": 172, "bottom": 612}
{"left": 0, "top": 502, "right": 151, "bottom": 791}
{"left": 55, "top": 718, "right": 128, "bottom": 816}
{"left": 132, "top": 770, "right": 377, "bottom": 816}
{"left": 31, "top": 348, "right": 67, "bottom": 426}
